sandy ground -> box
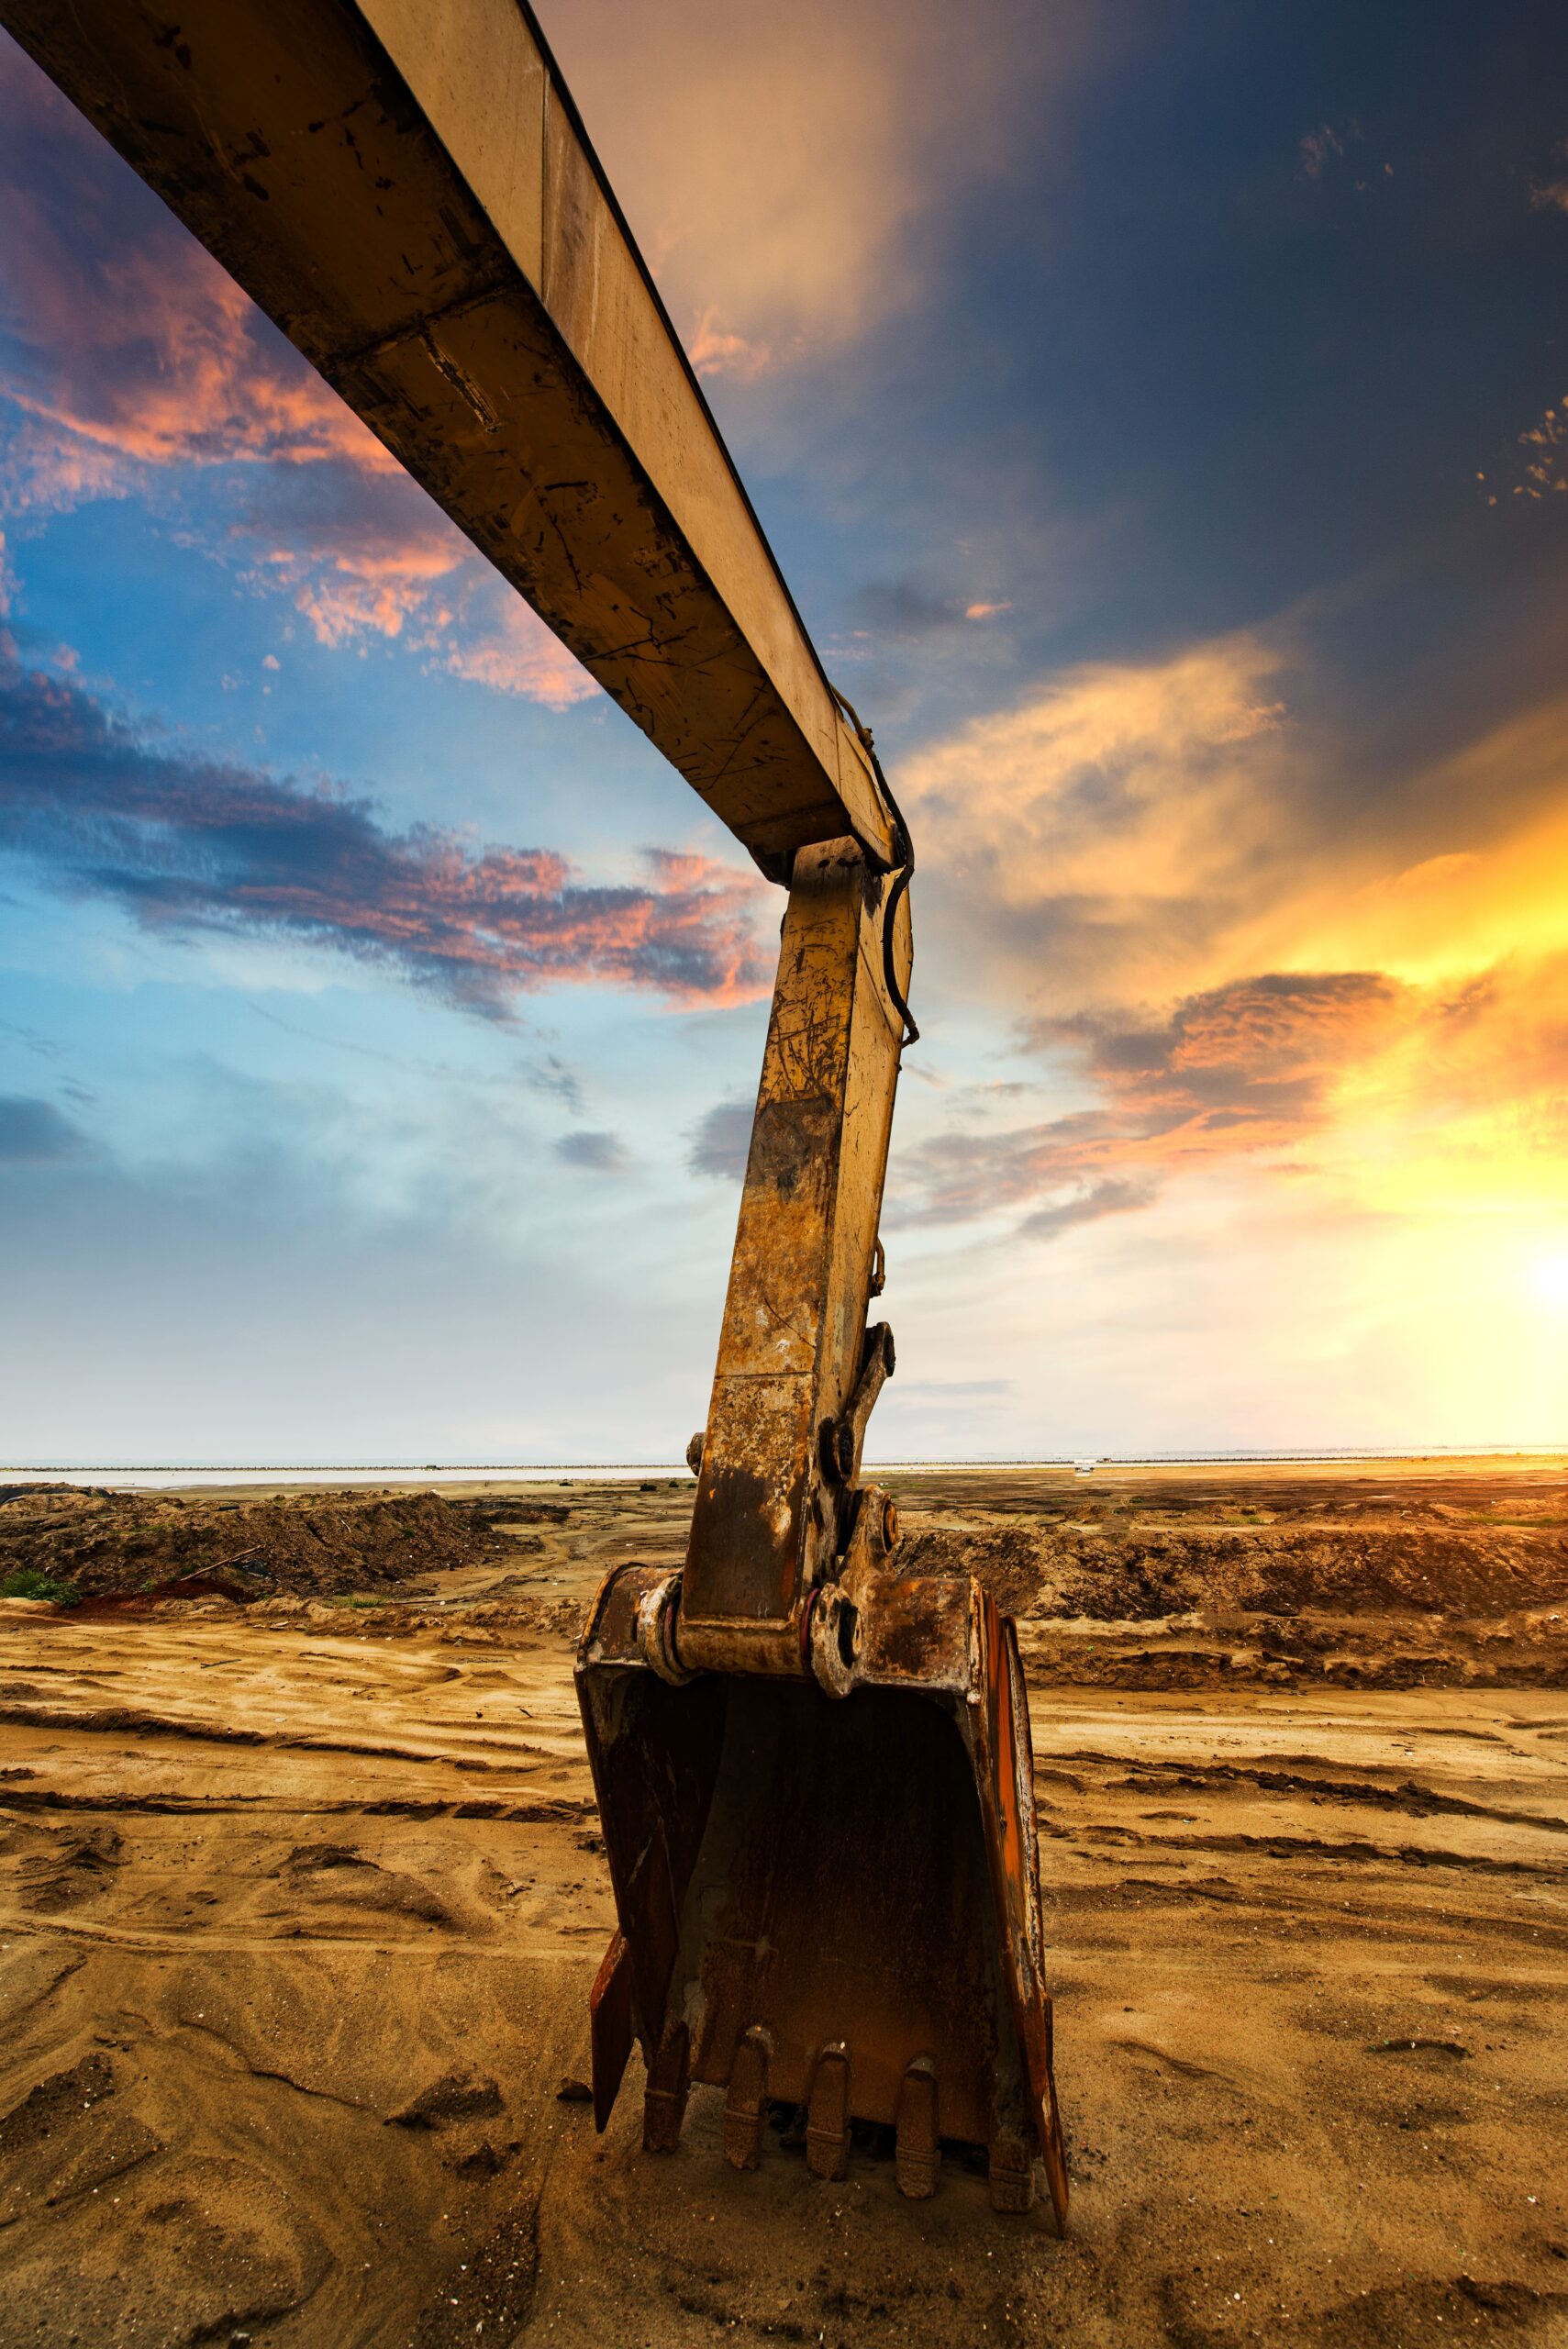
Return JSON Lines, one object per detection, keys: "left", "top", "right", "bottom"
{"left": 2, "top": 1467, "right": 1566, "bottom": 2346}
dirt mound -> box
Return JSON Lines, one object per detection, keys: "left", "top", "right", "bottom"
{"left": 896, "top": 1524, "right": 1046, "bottom": 1615}
{"left": 897, "top": 1515, "right": 1568, "bottom": 1622}
{"left": 0, "top": 1486, "right": 555, "bottom": 1601}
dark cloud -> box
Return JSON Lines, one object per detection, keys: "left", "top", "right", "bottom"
{"left": 686, "top": 1097, "right": 754, "bottom": 1180}
{"left": 899, "top": 1107, "right": 1123, "bottom": 1225}
{"left": 853, "top": 581, "right": 968, "bottom": 638}
{"left": 526, "top": 1056, "right": 584, "bottom": 1112}
{"left": 1019, "top": 1176, "right": 1156, "bottom": 1241}
{"left": 0, "top": 642, "right": 768, "bottom": 1012}
{"left": 851, "top": 580, "right": 1008, "bottom": 640}
{"left": 0, "top": 1094, "right": 87, "bottom": 1162}
{"left": 555, "top": 1129, "right": 631, "bottom": 1173}
{"left": 903, "top": 969, "right": 1407, "bottom": 1228}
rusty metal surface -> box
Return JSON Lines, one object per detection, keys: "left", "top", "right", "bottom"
{"left": 681, "top": 840, "right": 911, "bottom": 1645}
{"left": 587, "top": 1929, "right": 634, "bottom": 2132}
{"left": 0, "top": 0, "right": 895, "bottom": 874}
{"left": 577, "top": 1562, "right": 1069, "bottom": 2225}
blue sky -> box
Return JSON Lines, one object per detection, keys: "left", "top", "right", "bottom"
{"left": 5, "top": 2, "right": 1568, "bottom": 1461}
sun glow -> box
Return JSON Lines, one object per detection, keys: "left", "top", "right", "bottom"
{"left": 1527, "top": 1252, "right": 1568, "bottom": 1312}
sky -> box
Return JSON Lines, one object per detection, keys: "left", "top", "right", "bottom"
{"left": 4, "top": 2, "right": 1568, "bottom": 1463}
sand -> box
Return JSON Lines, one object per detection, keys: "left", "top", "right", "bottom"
{"left": 1, "top": 1464, "right": 1565, "bottom": 2346}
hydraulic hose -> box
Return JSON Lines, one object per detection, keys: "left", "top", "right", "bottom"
{"left": 829, "top": 684, "right": 920, "bottom": 1051}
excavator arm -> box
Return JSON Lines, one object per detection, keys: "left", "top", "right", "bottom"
{"left": 578, "top": 832, "right": 1067, "bottom": 2219}
{"left": 2, "top": 0, "right": 1066, "bottom": 2221}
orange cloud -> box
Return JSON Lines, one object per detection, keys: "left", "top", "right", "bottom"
{"left": 539, "top": 0, "right": 1071, "bottom": 364}
{"left": 1299, "top": 124, "right": 1346, "bottom": 180}
{"left": 1268, "top": 690, "right": 1568, "bottom": 987}
{"left": 893, "top": 630, "right": 1568, "bottom": 1250}
{"left": 902, "top": 970, "right": 1407, "bottom": 1224}
{"left": 687, "top": 310, "right": 784, "bottom": 384}
{"left": 902, "top": 944, "right": 1568, "bottom": 1241}
{"left": 902, "top": 633, "right": 1298, "bottom": 1011}
{"left": 1529, "top": 149, "right": 1568, "bottom": 215}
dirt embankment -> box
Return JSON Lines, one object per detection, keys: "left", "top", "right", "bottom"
{"left": 7, "top": 1467, "right": 1568, "bottom": 1688}
{"left": 0, "top": 1486, "right": 568, "bottom": 1601}
{"left": 899, "top": 1516, "right": 1568, "bottom": 1620}
{"left": 895, "top": 1473, "right": 1568, "bottom": 1689}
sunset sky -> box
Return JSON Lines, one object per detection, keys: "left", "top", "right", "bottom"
{"left": 4, "top": 3, "right": 1568, "bottom": 1462}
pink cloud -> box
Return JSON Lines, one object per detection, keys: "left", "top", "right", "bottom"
{"left": 0, "top": 45, "right": 387, "bottom": 499}
{"left": 0, "top": 641, "right": 767, "bottom": 1010}
{"left": 442, "top": 596, "right": 597, "bottom": 711}
{"left": 0, "top": 37, "right": 591, "bottom": 710}
{"left": 687, "top": 308, "right": 784, "bottom": 383}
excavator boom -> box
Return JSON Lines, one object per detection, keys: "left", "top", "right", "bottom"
{"left": 4, "top": 0, "right": 1067, "bottom": 2222}
{"left": 0, "top": 0, "right": 895, "bottom": 876}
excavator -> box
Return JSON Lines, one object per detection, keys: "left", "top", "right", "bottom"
{"left": 3, "top": 0, "right": 1068, "bottom": 2224}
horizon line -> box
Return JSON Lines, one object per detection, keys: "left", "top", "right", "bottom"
{"left": 6, "top": 1442, "right": 1565, "bottom": 1476}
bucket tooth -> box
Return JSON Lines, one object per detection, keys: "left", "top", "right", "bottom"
{"left": 806, "top": 2045, "right": 851, "bottom": 2181}
{"left": 643, "top": 2019, "right": 690, "bottom": 2154}
{"left": 723, "top": 2027, "right": 772, "bottom": 2172}
{"left": 895, "top": 2058, "right": 940, "bottom": 2199}
{"left": 988, "top": 2135, "right": 1035, "bottom": 2215}
{"left": 1040, "top": 2103, "right": 1070, "bottom": 2235}
{"left": 588, "top": 1931, "right": 634, "bottom": 2132}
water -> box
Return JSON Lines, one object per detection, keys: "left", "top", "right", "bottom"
{"left": 3, "top": 1443, "right": 1561, "bottom": 1491}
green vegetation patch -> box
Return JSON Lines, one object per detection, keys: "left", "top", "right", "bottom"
{"left": 1, "top": 1567, "right": 80, "bottom": 1607}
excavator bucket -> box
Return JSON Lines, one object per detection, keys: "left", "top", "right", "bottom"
{"left": 576, "top": 1560, "right": 1069, "bottom": 2223}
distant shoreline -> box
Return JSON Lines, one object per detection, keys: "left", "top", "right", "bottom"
{"left": 5, "top": 1442, "right": 1565, "bottom": 1493}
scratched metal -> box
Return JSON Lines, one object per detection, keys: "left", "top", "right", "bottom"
{"left": 681, "top": 841, "right": 909, "bottom": 1656}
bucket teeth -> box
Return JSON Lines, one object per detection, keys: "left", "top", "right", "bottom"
{"left": 987, "top": 2135, "right": 1035, "bottom": 2215}
{"left": 806, "top": 2045, "right": 851, "bottom": 2181}
{"left": 722, "top": 2027, "right": 772, "bottom": 2172}
{"left": 642, "top": 2019, "right": 690, "bottom": 2154}
{"left": 895, "top": 2058, "right": 940, "bottom": 2199}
